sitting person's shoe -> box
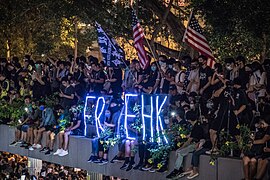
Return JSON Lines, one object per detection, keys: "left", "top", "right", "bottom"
{"left": 28, "top": 146, "right": 34, "bottom": 151}
{"left": 187, "top": 172, "right": 199, "bottom": 179}
{"left": 35, "top": 144, "right": 42, "bottom": 149}
{"left": 39, "top": 147, "right": 48, "bottom": 152}
{"left": 142, "top": 164, "right": 152, "bottom": 171}
{"left": 9, "top": 141, "right": 18, "bottom": 147}
{"left": 181, "top": 169, "right": 193, "bottom": 176}
{"left": 110, "top": 155, "right": 119, "bottom": 163}
{"left": 156, "top": 166, "right": 168, "bottom": 173}
{"left": 45, "top": 149, "right": 52, "bottom": 156}
{"left": 166, "top": 169, "right": 184, "bottom": 179}
{"left": 126, "top": 162, "right": 135, "bottom": 171}
{"left": 93, "top": 158, "right": 102, "bottom": 163}
{"left": 88, "top": 155, "right": 97, "bottom": 163}
{"left": 20, "top": 143, "right": 28, "bottom": 148}
{"left": 53, "top": 149, "right": 63, "bottom": 155}
{"left": 58, "top": 150, "right": 68, "bottom": 157}
{"left": 133, "top": 163, "right": 143, "bottom": 170}
{"left": 205, "top": 148, "right": 219, "bottom": 155}
{"left": 149, "top": 166, "right": 158, "bottom": 173}
{"left": 120, "top": 163, "right": 129, "bottom": 170}
{"left": 98, "top": 158, "right": 108, "bottom": 165}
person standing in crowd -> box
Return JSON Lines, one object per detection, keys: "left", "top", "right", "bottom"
{"left": 122, "top": 60, "right": 136, "bottom": 93}
{"left": 187, "top": 59, "right": 200, "bottom": 94}
{"left": 172, "top": 61, "right": 186, "bottom": 95}
{"left": 159, "top": 55, "right": 174, "bottom": 94}
{"left": 59, "top": 77, "right": 76, "bottom": 110}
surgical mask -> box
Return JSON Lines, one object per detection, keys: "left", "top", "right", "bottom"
{"left": 168, "top": 65, "right": 173, "bottom": 69}
{"left": 190, "top": 103, "right": 195, "bottom": 110}
{"left": 226, "top": 65, "right": 233, "bottom": 71}
{"left": 105, "top": 111, "right": 111, "bottom": 118}
{"left": 151, "top": 66, "right": 157, "bottom": 71}
{"left": 39, "top": 105, "right": 45, "bottom": 111}
{"left": 173, "top": 67, "right": 178, "bottom": 72}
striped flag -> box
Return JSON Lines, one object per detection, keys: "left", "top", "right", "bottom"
{"left": 183, "top": 13, "right": 215, "bottom": 68}
{"left": 132, "top": 10, "right": 149, "bottom": 69}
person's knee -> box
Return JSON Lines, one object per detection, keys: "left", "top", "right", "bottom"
{"left": 242, "top": 157, "right": 250, "bottom": 165}
{"left": 125, "top": 140, "right": 131, "bottom": 146}
{"left": 250, "top": 158, "right": 257, "bottom": 165}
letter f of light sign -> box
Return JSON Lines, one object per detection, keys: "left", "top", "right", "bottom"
{"left": 83, "top": 96, "right": 106, "bottom": 137}
{"left": 156, "top": 95, "right": 169, "bottom": 144}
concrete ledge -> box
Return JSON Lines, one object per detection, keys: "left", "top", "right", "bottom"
{"left": 0, "top": 125, "right": 268, "bottom": 180}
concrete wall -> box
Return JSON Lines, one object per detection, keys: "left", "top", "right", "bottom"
{"left": 0, "top": 125, "right": 268, "bottom": 180}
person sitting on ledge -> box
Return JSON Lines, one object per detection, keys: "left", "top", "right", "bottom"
{"left": 166, "top": 111, "right": 205, "bottom": 179}
{"left": 32, "top": 101, "right": 56, "bottom": 150}
{"left": 54, "top": 105, "right": 84, "bottom": 157}
{"left": 44, "top": 105, "right": 70, "bottom": 156}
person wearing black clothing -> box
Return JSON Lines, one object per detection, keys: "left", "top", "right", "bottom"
{"left": 89, "top": 63, "right": 105, "bottom": 94}
{"left": 235, "top": 55, "right": 249, "bottom": 90}
{"left": 207, "top": 78, "right": 248, "bottom": 154}
{"left": 59, "top": 77, "right": 76, "bottom": 110}
{"left": 159, "top": 58, "right": 174, "bottom": 94}
{"left": 31, "top": 70, "right": 46, "bottom": 100}
{"left": 166, "top": 111, "right": 205, "bottom": 179}
{"left": 107, "top": 67, "right": 122, "bottom": 95}
{"left": 242, "top": 119, "right": 269, "bottom": 180}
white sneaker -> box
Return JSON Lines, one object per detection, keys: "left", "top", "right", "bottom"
{"left": 53, "top": 149, "right": 63, "bottom": 155}
{"left": 36, "top": 144, "right": 42, "bottom": 149}
{"left": 32, "top": 144, "right": 37, "bottom": 148}
{"left": 58, "top": 150, "right": 68, "bottom": 157}
{"left": 29, "top": 146, "right": 34, "bottom": 151}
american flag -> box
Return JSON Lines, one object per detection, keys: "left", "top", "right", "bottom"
{"left": 183, "top": 13, "right": 215, "bottom": 68}
{"left": 132, "top": 10, "right": 149, "bottom": 69}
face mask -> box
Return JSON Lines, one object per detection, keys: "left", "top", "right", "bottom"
{"left": 151, "top": 66, "right": 157, "bottom": 71}
{"left": 226, "top": 65, "right": 233, "bottom": 71}
{"left": 190, "top": 104, "right": 195, "bottom": 110}
{"left": 199, "top": 62, "right": 203, "bottom": 66}
{"left": 168, "top": 65, "right": 173, "bottom": 69}
{"left": 39, "top": 105, "right": 45, "bottom": 111}
{"left": 161, "top": 64, "right": 167, "bottom": 71}
{"left": 173, "top": 67, "right": 177, "bottom": 72}
{"left": 105, "top": 111, "right": 111, "bottom": 118}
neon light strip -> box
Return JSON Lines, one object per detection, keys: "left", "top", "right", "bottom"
{"left": 141, "top": 95, "right": 154, "bottom": 141}
{"left": 156, "top": 96, "right": 169, "bottom": 144}
{"left": 95, "top": 97, "right": 105, "bottom": 137}
{"left": 124, "top": 94, "right": 137, "bottom": 140}
{"left": 83, "top": 96, "right": 96, "bottom": 136}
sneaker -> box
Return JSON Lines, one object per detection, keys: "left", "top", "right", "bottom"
{"left": 205, "top": 148, "right": 219, "bottom": 155}
{"left": 157, "top": 166, "right": 168, "bottom": 173}
{"left": 93, "top": 158, "right": 102, "bottom": 163}
{"left": 133, "top": 163, "right": 143, "bottom": 170}
{"left": 181, "top": 170, "right": 193, "bottom": 176}
{"left": 187, "top": 172, "right": 199, "bottom": 179}
{"left": 36, "top": 144, "right": 42, "bottom": 149}
{"left": 58, "top": 150, "right": 68, "bottom": 157}
{"left": 98, "top": 159, "right": 108, "bottom": 165}
{"left": 120, "top": 163, "right": 129, "bottom": 170}
{"left": 166, "top": 169, "right": 183, "bottom": 179}
{"left": 9, "top": 141, "right": 18, "bottom": 147}
{"left": 45, "top": 149, "right": 52, "bottom": 156}
{"left": 88, "top": 155, "right": 98, "bottom": 163}
{"left": 17, "top": 140, "right": 23, "bottom": 144}
{"left": 39, "top": 147, "right": 48, "bottom": 153}
{"left": 32, "top": 144, "right": 37, "bottom": 148}
{"left": 28, "top": 146, "right": 34, "bottom": 151}
{"left": 142, "top": 164, "right": 152, "bottom": 171}
{"left": 110, "top": 155, "right": 120, "bottom": 163}
{"left": 149, "top": 167, "right": 158, "bottom": 173}
{"left": 53, "top": 149, "right": 63, "bottom": 155}
{"left": 20, "top": 143, "right": 28, "bottom": 148}
{"left": 126, "top": 162, "right": 135, "bottom": 171}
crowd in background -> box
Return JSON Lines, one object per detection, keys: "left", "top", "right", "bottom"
{"left": 0, "top": 151, "right": 87, "bottom": 180}
{"left": 1, "top": 54, "right": 270, "bottom": 179}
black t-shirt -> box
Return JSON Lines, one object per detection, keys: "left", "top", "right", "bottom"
{"left": 61, "top": 86, "right": 76, "bottom": 108}
{"left": 199, "top": 66, "right": 213, "bottom": 89}
{"left": 71, "top": 113, "right": 85, "bottom": 132}
{"left": 111, "top": 68, "right": 123, "bottom": 94}
{"left": 32, "top": 77, "right": 46, "bottom": 99}
{"left": 93, "top": 70, "right": 105, "bottom": 93}
{"left": 238, "top": 68, "right": 249, "bottom": 90}
{"left": 233, "top": 88, "right": 248, "bottom": 113}
{"left": 190, "top": 122, "right": 204, "bottom": 143}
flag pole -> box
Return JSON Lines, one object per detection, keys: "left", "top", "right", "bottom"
{"left": 131, "top": 6, "right": 162, "bottom": 73}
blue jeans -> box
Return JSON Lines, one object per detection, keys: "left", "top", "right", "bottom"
{"left": 191, "top": 148, "right": 208, "bottom": 167}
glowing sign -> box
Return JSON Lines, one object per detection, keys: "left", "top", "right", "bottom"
{"left": 83, "top": 94, "right": 169, "bottom": 142}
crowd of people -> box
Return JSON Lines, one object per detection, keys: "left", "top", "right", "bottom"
{"left": 1, "top": 54, "right": 270, "bottom": 180}
{"left": 0, "top": 151, "right": 87, "bottom": 180}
